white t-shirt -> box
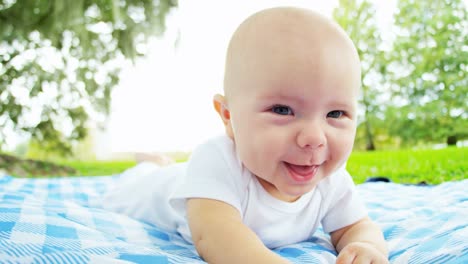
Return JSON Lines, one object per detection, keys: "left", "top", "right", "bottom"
{"left": 103, "top": 135, "right": 367, "bottom": 248}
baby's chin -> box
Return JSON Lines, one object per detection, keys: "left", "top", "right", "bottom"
{"left": 275, "top": 181, "right": 321, "bottom": 202}
{"left": 279, "top": 188, "right": 314, "bottom": 202}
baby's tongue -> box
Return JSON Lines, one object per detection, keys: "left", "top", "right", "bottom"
{"left": 287, "top": 163, "right": 316, "bottom": 177}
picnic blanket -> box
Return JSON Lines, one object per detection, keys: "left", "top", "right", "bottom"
{"left": 0, "top": 174, "right": 466, "bottom": 263}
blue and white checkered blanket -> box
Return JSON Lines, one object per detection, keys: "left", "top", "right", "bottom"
{"left": 0, "top": 175, "right": 467, "bottom": 263}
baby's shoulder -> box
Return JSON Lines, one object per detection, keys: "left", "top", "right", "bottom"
{"left": 194, "top": 134, "right": 235, "bottom": 153}
{"left": 189, "top": 135, "right": 238, "bottom": 167}
{"left": 188, "top": 134, "right": 241, "bottom": 170}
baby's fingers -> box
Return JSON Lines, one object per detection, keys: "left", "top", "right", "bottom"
{"left": 335, "top": 248, "right": 357, "bottom": 264}
{"left": 336, "top": 251, "right": 375, "bottom": 264}
{"left": 336, "top": 242, "right": 388, "bottom": 264}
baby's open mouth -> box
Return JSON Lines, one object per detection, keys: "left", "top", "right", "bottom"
{"left": 284, "top": 162, "right": 319, "bottom": 182}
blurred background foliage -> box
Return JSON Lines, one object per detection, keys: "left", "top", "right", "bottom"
{"left": 0, "top": 0, "right": 467, "bottom": 164}
{"left": 334, "top": 0, "right": 467, "bottom": 150}
{"left": 0, "top": 0, "right": 177, "bottom": 155}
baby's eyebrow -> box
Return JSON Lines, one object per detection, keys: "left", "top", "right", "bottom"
{"left": 258, "top": 93, "right": 305, "bottom": 104}
{"left": 258, "top": 93, "right": 357, "bottom": 110}
{"left": 329, "top": 101, "right": 354, "bottom": 108}
{"left": 328, "top": 102, "right": 357, "bottom": 112}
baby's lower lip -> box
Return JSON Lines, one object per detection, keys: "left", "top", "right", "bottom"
{"left": 285, "top": 162, "right": 319, "bottom": 182}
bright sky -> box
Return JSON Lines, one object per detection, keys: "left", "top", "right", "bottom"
{"left": 98, "top": 0, "right": 395, "bottom": 157}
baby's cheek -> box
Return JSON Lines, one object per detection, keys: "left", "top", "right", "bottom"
{"left": 331, "top": 132, "right": 355, "bottom": 161}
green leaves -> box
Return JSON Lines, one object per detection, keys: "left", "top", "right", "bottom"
{"left": 389, "top": 0, "right": 468, "bottom": 145}
{"left": 0, "top": 0, "right": 177, "bottom": 155}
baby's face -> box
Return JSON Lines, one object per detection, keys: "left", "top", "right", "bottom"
{"left": 223, "top": 9, "right": 361, "bottom": 202}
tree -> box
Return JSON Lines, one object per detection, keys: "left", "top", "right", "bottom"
{"left": 334, "top": 0, "right": 386, "bottom": 150}
{"left": 0, "top": 0, "right": 177, "bottom": 154}
{"left": 387, "top": 0, "right": 468, "bottom": 146}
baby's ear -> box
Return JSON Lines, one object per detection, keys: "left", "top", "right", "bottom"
{"left": 213, "top": 94, "right": 234, "bottom": 139}
{"left": 213, "top": 94, "right": 230, "bottom": 122}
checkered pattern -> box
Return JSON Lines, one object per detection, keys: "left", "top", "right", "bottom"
{"left": 0, "top": 175, "right": 467, "bottom": 263}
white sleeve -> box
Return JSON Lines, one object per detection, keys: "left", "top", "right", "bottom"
{"left": 320, "top": 167, "right": 368, "bottom": 233}
{"left": 170, "top": 136, "right": 246, "bottom": 215}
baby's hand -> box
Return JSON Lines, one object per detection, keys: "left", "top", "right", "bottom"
{"left": 336, "top": 242, "right": 388, "bottom": 264}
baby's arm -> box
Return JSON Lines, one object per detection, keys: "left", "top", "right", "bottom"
{"left": 187, "top": 198, "right": 289, "bottom": 264}
{"left": 331, "top": 217, "right": 388, "bottom": 264}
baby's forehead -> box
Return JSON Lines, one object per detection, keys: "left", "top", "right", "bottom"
{"left": 224, "top": 7, "right": 360, "bottom": 100}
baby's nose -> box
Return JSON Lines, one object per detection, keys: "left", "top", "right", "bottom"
{"left": 296, "top": 121, "right": 326, "bottom": 149}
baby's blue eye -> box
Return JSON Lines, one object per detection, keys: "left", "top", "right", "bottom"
{"left": 327, "top": 110, "right": 344, "bottom": 118}
{"left": 272, "top": 105, "right": 293, "bottom": 115}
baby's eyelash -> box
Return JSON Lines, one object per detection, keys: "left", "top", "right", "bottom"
{"left": 327, "top": 110, "right": 345, "bottom": 118}
{"left": 271, "top": 105, "right": 294, "bottom": 116}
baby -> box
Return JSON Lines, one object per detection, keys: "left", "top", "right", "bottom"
{"left": 104, "top": 6, "right": 388, "bottom": 264}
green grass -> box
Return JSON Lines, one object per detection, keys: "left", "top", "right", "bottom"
{"left": 21, "top": 147, "right": 468, "bottom": 184}
{"left": 347, "top": 146, "right": 467, "bottom": 184}
{"left": 57, "top": 160, "right": 137, "bottom": 176}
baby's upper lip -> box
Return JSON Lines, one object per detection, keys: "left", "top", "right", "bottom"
{"left": 284, "top": 161, "right": 322, "bottom": 167}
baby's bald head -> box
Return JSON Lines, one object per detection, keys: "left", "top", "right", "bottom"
{"left": 222, "top": 7, "right": 361, "bottom": 103}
